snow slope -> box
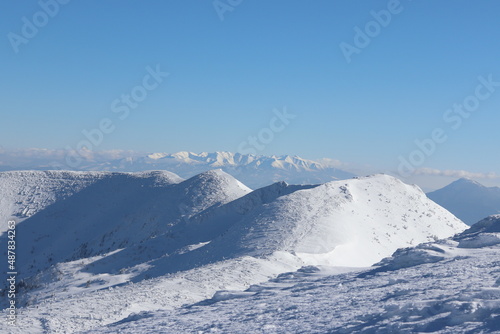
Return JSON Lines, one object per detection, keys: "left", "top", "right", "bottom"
{"left": 174, "top": 174, "right": 466, "bottom": 268}
{"left": 427, "top": 178, "right": 500, "bottom": 225}
{"left": 87, "top": 216, "right": 500, "bottom": 334}
{"left": 0, "top": 172, "right": 467, "bottom": 333}
{"left": 0, "top": 171, "right": 109, "bottom": 234}
{"left": 0, "top": 169, "right": 250, "bottom": 286}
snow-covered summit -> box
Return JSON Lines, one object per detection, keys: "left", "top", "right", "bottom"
{"left": 191, "top": 174, "right": 467, "bottom": 267}
{"left": 443, "top": 177, "right": 483, "bottom": 189}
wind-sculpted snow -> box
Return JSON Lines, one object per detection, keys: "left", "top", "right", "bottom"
{"left": 0, "top": 171, "right": 468, "bottom": 333}
{"left": 83, "top": 217, "right": 500, "bottom": 334}
{"left": 454, "top": 215, "right": 500, "bottom": 249}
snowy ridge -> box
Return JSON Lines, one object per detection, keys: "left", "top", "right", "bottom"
{"left": 0, "top": 169, "right": 249, "bottom": 285}
{"left": 0, "top": 171, "right": 106, "bottom": 234}
{"left": 0, "top": 171, "right": 468, "bottom": 333}
{"left": 0, "top": 170, "right": 183, "bottom": 235}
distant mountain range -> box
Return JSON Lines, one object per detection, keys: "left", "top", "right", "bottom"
{"left": 115, "top": 152, "right": 356, "bottom": 189}
{"left": 427, "top": 178, "right": 500, "bottom": 225}
{"left": 0, "top": 151, "right": 355, "bottom": 189}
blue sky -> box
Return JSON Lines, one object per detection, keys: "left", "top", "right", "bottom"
{"left": 1, "top": 1, "right": 499, "bottom": 188}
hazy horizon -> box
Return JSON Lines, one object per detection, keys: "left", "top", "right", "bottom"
{"left": 2, "top": 1, "right": 500, "bottom": 189}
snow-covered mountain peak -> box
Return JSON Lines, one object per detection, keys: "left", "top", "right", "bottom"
{"left": 137, "top": 152, "right": 355, "bottom": 189}
{"left": 180, "top": 168, "right": 251, "bottom": 193}
{"left": 427, "top": 178, "right": 500, "bottom": 225}
{"left": 143, "top": 151, "right": 335, "bottom": 171}
{"left": 450, "top": 177, "right": 484, "bottom": 188}
{"left": 187, "top": 173, "right": 467, "bottom": 268}
{"left": 152, "top": 151, "right": 240, "bottom": 166}
{"left": 146, "top": 152, "right": 168, "bottom": 160}
{"left": 289, "top": 174, "right": 466, "bottom": 265}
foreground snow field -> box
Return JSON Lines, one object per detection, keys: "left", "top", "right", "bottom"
{"left": 84, "top": 216, "right": 500, "bottom": 334}
{"left": 0, "top": 170, "right": 468, "bottom": 333}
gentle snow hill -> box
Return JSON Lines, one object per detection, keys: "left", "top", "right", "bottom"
{"left": 86, "top": 216, "right": 500, "bottom": 334}
{"left": 427, "top": 178, "right": 500, "bottom": 225}
{"left": 178, "top": 174, "right": 467, "bottom": 268}
{"left": 172, "top": 180, "right": 320, "bottom": 250}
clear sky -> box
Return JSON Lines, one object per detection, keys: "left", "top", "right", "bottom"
{"left": 1, "top": 1, "right": 499, "bottom": 188}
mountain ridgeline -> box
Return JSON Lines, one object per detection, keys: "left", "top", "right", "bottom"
{"left": 0, "top": 169, "right": 468, "bottom": 333}
{"left": 0, "top": 151, "right": 355, "bottom": 189}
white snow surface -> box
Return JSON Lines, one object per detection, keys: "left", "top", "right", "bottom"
{"left": 0, "top": 171, "right": 468, "bottom": 333}
{"left": 84, "top": 216, "right": 500, "bottom": 334}
{"left": 0, "top": 170, "right": 183, "bottom": 235}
